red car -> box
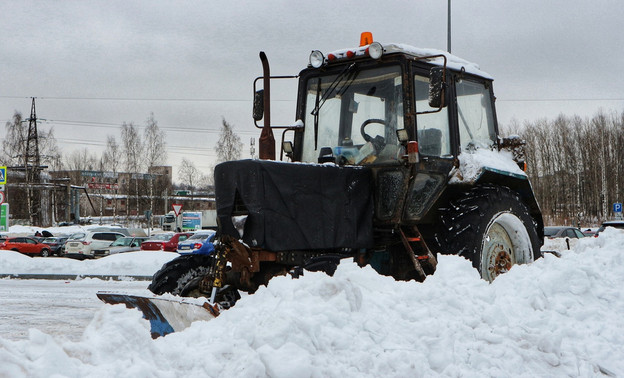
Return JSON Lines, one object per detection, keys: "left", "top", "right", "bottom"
{"left": 141, "top": 232, "right": 192, "bottom": 252}
{"left": 1, "top": 237, "right": 52, "bottom": 257}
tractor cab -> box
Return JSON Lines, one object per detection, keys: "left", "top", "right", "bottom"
{"left": 270, "top": 33, "right": 499, "bottom": 173}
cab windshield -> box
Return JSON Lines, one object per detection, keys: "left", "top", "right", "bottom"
{"left": 302, "top": 64, "right": 404, "bottom": 165}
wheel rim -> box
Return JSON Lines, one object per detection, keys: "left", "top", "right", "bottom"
{"left": 481, "top": 212, "right": 533, "bottom": 281}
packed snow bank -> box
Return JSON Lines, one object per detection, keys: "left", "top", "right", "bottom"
{"left": 1, "top": 228, "right": 623, "bottom": 377}
{"left": 0, "top": 250, "right": 179, "bottom": 276}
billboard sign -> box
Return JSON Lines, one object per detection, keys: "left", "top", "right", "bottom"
{"left": 181, "top": 212, "right": 202, "bottom": 230}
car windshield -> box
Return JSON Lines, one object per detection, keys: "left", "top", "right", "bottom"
{"left": 302, "top": 64, "right": 404, "bottom": 165}
{"left": 150, "top": 234, "right": 173, "bottom": 241}
{"left": 42, "top": 238, "right": 56, "bottom": 243}
{"left": 187, "top": 233, "right": 213, "bottom": 241}
{"left": 68, "top": 233, "right": 85, "bottom": 240}
{"left": 111, "top": 238, "right": 133, "bottom": 247}
{"left": 543, "top": 227, "right": 560, "bottom": 237}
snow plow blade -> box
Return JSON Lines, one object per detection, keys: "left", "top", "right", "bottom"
{"left": 96, "top": 292, "right": 220, "bottom": 338}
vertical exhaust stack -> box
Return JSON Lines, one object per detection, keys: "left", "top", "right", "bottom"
{"left": 258, "top": 52, "right": 275, "bottom": 160}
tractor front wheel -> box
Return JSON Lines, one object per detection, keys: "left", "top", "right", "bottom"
{"left": 440, "top": 185, "right": 541, "bottom": 281}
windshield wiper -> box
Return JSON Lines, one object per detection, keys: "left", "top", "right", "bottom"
{"left": 311, "top": 63, "right": 357, "bottom": 117}
{"left": 311, "top": 63, "right": 358, "bottom": 150}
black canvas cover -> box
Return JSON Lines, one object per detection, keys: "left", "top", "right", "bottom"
{"left": 215, "top": 160, "right": 374, "bottom": 251}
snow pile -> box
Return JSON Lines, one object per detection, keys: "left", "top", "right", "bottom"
{"left": 1, "top": 228, "right": 623, "bottom": 376}
{"left": 0, "top": 250, "right": 178, "bottom": 276}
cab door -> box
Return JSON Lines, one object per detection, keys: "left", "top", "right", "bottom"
{"left": 401, "top": 65, "right": 455, "bottom": 222}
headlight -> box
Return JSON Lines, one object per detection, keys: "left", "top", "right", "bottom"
{"left": 368, "top": 42, "right": 383, "bottom": 59}
{"left": 309, "top": 50, "right": 325, "bottom": 68}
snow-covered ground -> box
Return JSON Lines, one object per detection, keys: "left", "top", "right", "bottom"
{"left": 1, "top": 227, "right": 623, "bottom": 377}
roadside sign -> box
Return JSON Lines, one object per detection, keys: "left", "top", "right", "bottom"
{"left": 614, "top": 203, "right": 623, "bottom": 213}
{"left": 172, "top": 204, "right": 183, "bottom": 216}
{"left": 0, "top": 166, "right": 6, "bottom": 185}
{"left": 0, "top": 191, "right": 4, "bottom": 204}
{"left": 0, "top": 203, "right": 8, "bottom": 231}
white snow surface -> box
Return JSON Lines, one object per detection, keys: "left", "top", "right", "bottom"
{"left": 1, "top": 227, "right": 624, "bottom": 377}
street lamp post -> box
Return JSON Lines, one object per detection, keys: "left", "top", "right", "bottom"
{"left": 447, "top": 0, "right": 452, "bottom": 53}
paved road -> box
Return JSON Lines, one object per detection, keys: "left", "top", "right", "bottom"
{"left": 0, "top": 278, "right": 149, "bottom": 341}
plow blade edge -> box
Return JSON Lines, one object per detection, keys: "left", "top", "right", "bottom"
{"left": 97, "top": 292, "right": 219, "bottom": 338}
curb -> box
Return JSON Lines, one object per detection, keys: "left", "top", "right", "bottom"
{"left": 0, "top": 274, "right": 153, "bottom": 281}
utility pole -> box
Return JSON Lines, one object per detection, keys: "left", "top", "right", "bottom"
{"left": 23, "top": 97, "right": 43, "bottom": 226}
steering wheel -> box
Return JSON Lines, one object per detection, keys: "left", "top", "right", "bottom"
{"left": 360, "top": 119, "right": 387, "bottom": 151}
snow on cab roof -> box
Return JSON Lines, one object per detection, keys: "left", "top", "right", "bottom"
{"left": 325, "top": 42, "right": 493, "bottom": 80}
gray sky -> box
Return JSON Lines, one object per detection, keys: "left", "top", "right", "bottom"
{"left": 1, "top": 0, "right": 623, "bottom": 182}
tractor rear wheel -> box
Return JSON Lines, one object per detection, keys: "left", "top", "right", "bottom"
{"left": 440, "top": 185, "right": 541, "bottom": 281}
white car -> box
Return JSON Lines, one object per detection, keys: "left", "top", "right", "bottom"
{"left": 64, "top": 231, "right": 125, "bottom": 259}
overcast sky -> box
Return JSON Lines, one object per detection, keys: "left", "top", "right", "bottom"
{"left": 1, "top": 0, "right": 622, "bottom": 181}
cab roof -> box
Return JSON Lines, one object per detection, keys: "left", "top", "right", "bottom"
{"left": 324, "top": 42, "right": 493, "bottom": 80}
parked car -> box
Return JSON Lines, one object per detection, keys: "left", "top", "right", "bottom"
{"left": 92, "top": 236, "right": 150, "bottom": 257}
{"left": 177, "top": 231, "right": 216, "bottom": 255}
{"left": 544, "top": 226, "right": 586, "bottom": 239}
{"left": 64, "top": 231, "right": 126, "bottom": 259}
{"left": 596, "top": 220, "right": 624, "bottom": 236}
{"left": 0, "top": 237, "right": 52, "bottom": 257}
{"left": 41, "top": 235, "right": 70, "bottom": 256}
{"left": 141, "top": 232, "right": 192, "bottom": 252}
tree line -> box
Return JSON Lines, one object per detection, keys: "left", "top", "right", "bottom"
{"left": 1, "top": 111, "right": 243, "bottom": 223}
{"left": 504, "top": 110, "right": 624, "bottom": 228}
{"left": 1, "top": 112, "right": 243, "bottom": 192}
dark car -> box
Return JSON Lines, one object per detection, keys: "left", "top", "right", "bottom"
{"left": 544, "top": 226, "right": 585, "bottom": 239}
{"left": 141, "top": 232, "right": 193, "bottom": 252}
{"left": 0, "top": 237, "right": 52, "bottom": 257}
{"left": 41, "top": 235, "right": 70, "bottom": 256}
{"left": 596, "top": 220, "right": 624, "bottom": 236}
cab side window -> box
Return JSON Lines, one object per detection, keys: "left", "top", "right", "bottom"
{"left": 456, "top": 79, "right": 497, "bottom": 151}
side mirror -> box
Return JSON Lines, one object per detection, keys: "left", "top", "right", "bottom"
{"left": 428, "top": 67, "right": 446, "bottom": 109}
{"left": 253, "top": 89, "right": 264, "bottom": 121}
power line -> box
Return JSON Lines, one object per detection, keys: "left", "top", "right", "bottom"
{"left": 0, "top": 95, "right": 294, "bottom": 102}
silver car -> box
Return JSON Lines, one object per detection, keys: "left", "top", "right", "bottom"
{"left": 64, "top": 231, "right": 125, "bottom": 259}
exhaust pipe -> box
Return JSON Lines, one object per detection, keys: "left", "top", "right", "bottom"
{"left": 258, "top": 51, "right": 275, "bottom": 160}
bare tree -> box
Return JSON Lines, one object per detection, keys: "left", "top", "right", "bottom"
{"left": 64, "top": 148, "right": 98, "bottom": 171}
{"left": 144, "top": 113, "right": 167, "bottom": 169}
{"left": 178, "top": 158, "right": 199, "bottom": 209}
{"left": 1, "top": 111, "right": 61, "bottom": 169}
{"left": 1, "top": 112, "right": 26, "bottom": 166}
{"left": 102, "top": 135, "right": 122, "bottom": 173}
{"left": 215, "top": 118, "right": 243, "bottom": 163}
{"left": 101, "top": 135, "right": 122, "bottom": 220}
{"left": 121, "top": 122, "right": 144, "bottom": 218}
{"left": 121, "top": 122, "right": 143, "bottom": 173}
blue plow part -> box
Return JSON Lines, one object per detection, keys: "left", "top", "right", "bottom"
{"left": 96, "top": 292, "right": 175, "bottom": 338}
